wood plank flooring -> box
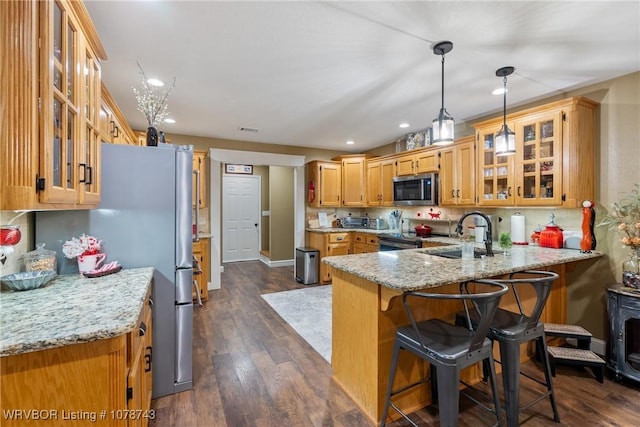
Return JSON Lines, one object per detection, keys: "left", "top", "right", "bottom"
{"left": 150, "top": 261, "right": 640, "bottom": 426}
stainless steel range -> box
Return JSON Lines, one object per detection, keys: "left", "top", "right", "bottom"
{"left": 378, "top": 233, "right": 423, "bottom": 251}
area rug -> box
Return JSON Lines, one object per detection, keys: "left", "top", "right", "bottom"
{"left": 261, "top": 285, "right": 332, "bottom": 363}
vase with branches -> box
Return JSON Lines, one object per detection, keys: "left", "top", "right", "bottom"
{"left": 132, "top": 62, "right": 176, "bottom": 145}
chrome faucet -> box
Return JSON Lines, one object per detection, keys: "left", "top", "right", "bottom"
{"left": 455, "top": 211, "right": 494, "bottom": 256}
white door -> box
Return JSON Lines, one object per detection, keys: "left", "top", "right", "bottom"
{"left": 222, "top": 175, "right": 260, "bottom": 262}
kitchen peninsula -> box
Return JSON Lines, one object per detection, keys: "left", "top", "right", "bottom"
{"left": 1, "top": 268, "right": 154, "bottom": 427}
{"left": 323, "top": 245, "right": 602, "bottom": 423}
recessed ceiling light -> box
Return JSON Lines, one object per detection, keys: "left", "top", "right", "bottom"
{"left": 399, "top": 123, "right": 410, "bottom": 128}
{"left": 492, "top": 87, "right": 507, "bottom": 95}
{"left": 346, "top": 140, "right": 355, "bottom": 145}
{"left": 163, "top": 118, "right": 176, "bottom": 124}
{"left": 147, "top": 78, "right": 164, "bottom": 87}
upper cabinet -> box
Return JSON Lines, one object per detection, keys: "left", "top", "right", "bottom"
{"left": 100, "top": 83, "right": 137, "bottom": 145}
{"left": 474, "top": 97, "right": 597, "bottom": 208}
{"left": 193, "top": 150, "right": 208, "bottom": 209}
{"left": 439, "top": 136, "right": 475, "bottom": 206}
{"left": 366, "top": 157, "right": 395, "bottom": 207}
{"left": 395, "top": 149, "right": 439, "bottom": 176}
{"left": 334, "top": 155, "right": 376, "bottom": 207}
{"left": 1, "top": 0, "right": 107, "bottom": 210}
{"left": 306, "top": 160, "right": 342, "bottom": 208}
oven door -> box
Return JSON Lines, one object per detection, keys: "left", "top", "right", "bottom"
{"left": 379, "top": 239, "right": 421, "bottom": 251}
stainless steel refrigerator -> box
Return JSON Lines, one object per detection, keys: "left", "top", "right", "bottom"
{"left": 35, "top": 143, "right": 194, "bottom": 398}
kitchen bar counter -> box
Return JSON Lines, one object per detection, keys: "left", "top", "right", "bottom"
{"left": 0, "top": 267, "right": 153, "bottom": 356}
{"left": 324, "top": 246, "right": 603, "bottom": 424}
{"left": 323, "top": 244, "right": 602, "bottom": 292}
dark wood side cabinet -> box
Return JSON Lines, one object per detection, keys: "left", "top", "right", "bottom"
{"left": 607, "top": 285, "right": 640, "bottom": 383}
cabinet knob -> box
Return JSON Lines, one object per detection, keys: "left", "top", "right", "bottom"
{"left": 139, "top": 321, "right": 147, "bottom": 336}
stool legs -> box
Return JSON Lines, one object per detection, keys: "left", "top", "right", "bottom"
{"left": 380, "top": 340, "right": 401, "bottom": 427}
{"left": 435, "top": 365, "right": 460, "bottom": 427}
{"left": 538, "top": 335, "right": 560, "bottom": 422}
{"left": 498, "top": 340, "right": 522, "bottom": 427}
{"left": 498, "top": 336, "right": 560, "bottom": 427}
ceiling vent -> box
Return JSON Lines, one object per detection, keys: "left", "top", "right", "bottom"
{"left": 238, "top": 126, "right": 259, "bottom": 133}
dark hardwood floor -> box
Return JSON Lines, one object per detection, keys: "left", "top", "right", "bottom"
{"left": 150, "top": 261, "right": 640, "bottom": 426}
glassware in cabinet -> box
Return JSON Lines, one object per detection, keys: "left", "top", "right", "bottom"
{"left": 515, "top": 112, "right": 562, "bottom": 205}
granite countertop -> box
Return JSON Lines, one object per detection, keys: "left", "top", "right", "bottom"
{"left": 0, "top": 267, "right": 153, "bottom": 357}
{"left": 323, "top": 244, "right": 603, "bottom": 292}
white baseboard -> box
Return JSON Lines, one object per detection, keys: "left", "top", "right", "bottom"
{"left": 259, "top": 254, "right": 294, "bottom": 268}
{"left": 207, "top": 281, "right": 220, "bottom": 291}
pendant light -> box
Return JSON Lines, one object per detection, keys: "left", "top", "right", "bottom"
{"left": 431, "top": 41, "right": 455, "bottom": 146}
{"left": 495, "top": 66, "right": 516, "bottom": 155}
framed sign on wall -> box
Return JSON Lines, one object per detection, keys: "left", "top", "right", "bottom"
{"left": 225, "top": 164, "right": 253, "bottom": 174}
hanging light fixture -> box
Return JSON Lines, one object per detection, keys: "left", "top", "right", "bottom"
{"left": 495, "top": 66, "right": 516, "bottom": 155}
{"left": 431, "top": 41, "right": 455, "bottom": 146}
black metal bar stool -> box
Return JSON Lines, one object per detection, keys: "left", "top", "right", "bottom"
{"left": 457, "top": 270, "right": 561, "bottom": 427}
{"left": 380, "top": 279, "right": 508, "bottom": 427}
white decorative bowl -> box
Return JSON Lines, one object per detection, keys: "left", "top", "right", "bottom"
{"left": 0, "top": 270, "right": 57, "bottom": 291}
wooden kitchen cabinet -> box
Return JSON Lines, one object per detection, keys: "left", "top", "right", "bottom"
{"left": 352, "top": 232, "right": 379, "bottom": 254}
{"left": 474, "top": 96, "right": 597, "bottom": 208}
{"left": 1, "top": 0, "right": 107, "bottom": 210}
{"left": 127, "top": 287, "right": 154, "bottom": 427}
{"left": 333, "top": 155, "right": 376, "bottom": 207}
{"left": 366, "top": 157, "right": 395, "bottom": 207}
{"left": 307, "top": 231, "right": 351, "bottom": 283}
{"left": 192, "top": 238, "right": 210, "bottom": 302}
{"left": 306, "top": 161, "right": 342, "bottom": 208}
{"left": 439, "top": 136, "right": 475, "bottom": 206}
{"left": 395, "top": 148, "right": 439, "bottom": 176}
{"left": 193, "top": 150, "right": 208, "bottom": 208}
{"left": 0, "top": 286, "right": 153, "bottom": 427}
{"left": 100, "top": 83, "right": 137, "bottom": 145}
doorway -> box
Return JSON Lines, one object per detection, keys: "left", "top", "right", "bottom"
{"left": 209, "top": 149, "right": 306, "bottom": 290}
{"left": 222, "top": 175, "right": 261, "bottom": 262}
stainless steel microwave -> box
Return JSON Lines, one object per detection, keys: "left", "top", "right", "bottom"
{"left": 392, "top": 173, "right": 438, "bottom": 206}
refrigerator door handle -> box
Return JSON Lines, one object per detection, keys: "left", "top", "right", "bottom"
{"left": 175, "top": 303, "right": 193, "bottom": 385}
{"left": 193, "top": 170, "right": 201, "bottom": 242}
{"left": 176, "top": 147, "right": 194, "bottom": 269}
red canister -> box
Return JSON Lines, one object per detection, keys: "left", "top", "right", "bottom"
{"left": 539, "top": 214, "right": 564, "bottom": 249}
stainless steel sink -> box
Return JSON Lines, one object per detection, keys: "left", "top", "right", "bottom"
{"left": 424, "top": 249, "right": 502, "bottom": 259}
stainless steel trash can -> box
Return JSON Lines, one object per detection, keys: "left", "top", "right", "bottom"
{"left": 295, "top": 247, "right": 319, "bottom": 285}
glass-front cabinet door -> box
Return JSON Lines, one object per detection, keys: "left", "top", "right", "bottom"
{"left": 477, "top": 124, "right": 515, "bottom": 206}
{"left": 39, "top": 0, "right": 102, "bottom": 206}
{"left": 514, "top": 111, "right": 562, "bottom": 206}
{"left": 39, "top": 0, "right": 81, "bottom": 204}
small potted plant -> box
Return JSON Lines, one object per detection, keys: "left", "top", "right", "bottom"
{"left": 499, "top": 232, "right": 513, "bottom": 256}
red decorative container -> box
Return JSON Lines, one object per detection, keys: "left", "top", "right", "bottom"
{"left": 539, "top": 214, "right": 564, "bottom": 249}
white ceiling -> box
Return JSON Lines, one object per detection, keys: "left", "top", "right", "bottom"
{"left": 85, "top": 1, "right": 640, "bottom": 152}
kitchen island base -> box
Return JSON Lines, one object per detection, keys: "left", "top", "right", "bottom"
{"left": 330, "top": 264, "right": 570, "bottom": 424}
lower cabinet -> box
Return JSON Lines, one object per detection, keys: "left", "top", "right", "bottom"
{"left": 127, "top": 286, "right": 154, "bottom": 426}
{"left": 307, "top": 232, "right": 351, "bottom": 283}
{"left": 193, "top": 238, "right": 210, "bottom": 302}
{"left": 352, "top": 232, "right": 380, "bottom": 254}
{"left": 0, "top": 287, "right": 153, "bottom": 427}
